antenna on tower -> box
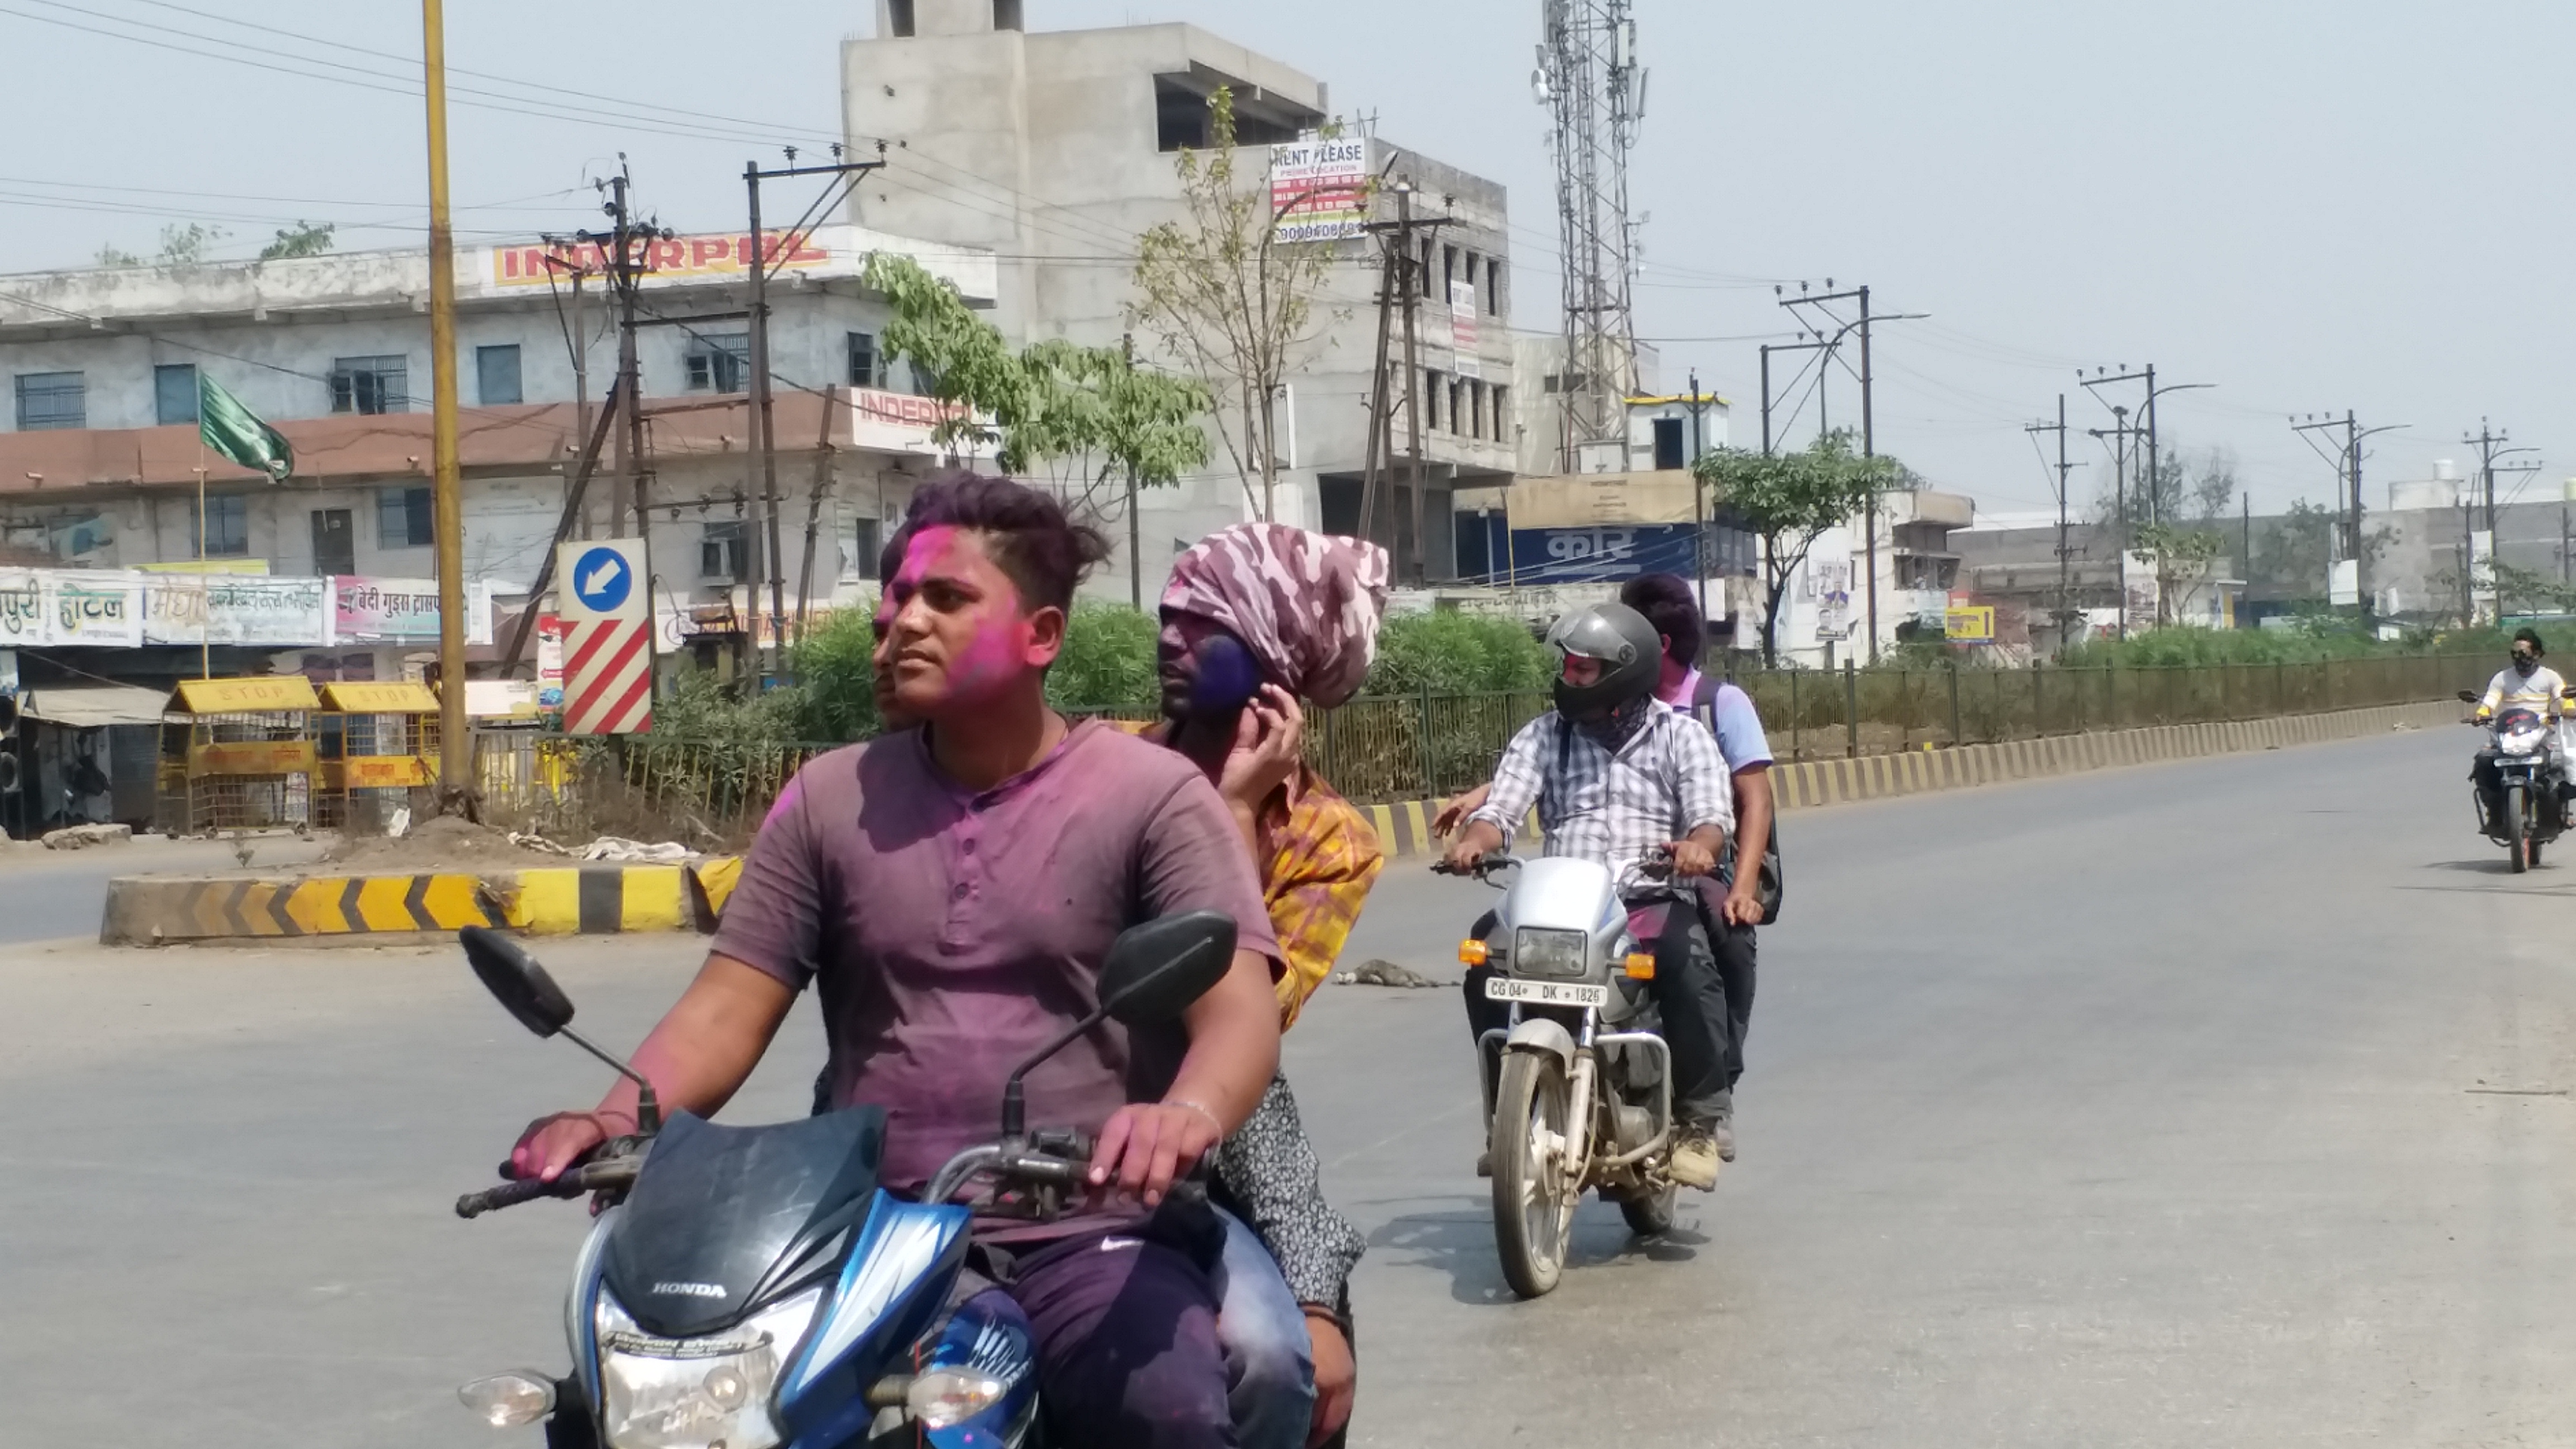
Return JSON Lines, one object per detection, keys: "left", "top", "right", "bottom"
{"left": 1537, "top": 0, "right": 1644, "bottom": 472}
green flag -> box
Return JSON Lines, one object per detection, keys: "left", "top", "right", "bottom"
{"left": 198, "top": 373, "right": 292, "bottom": 482}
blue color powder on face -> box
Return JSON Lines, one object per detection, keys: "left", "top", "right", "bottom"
{"left": 1188, "top": 633, "right": 1262, "bottom": 717}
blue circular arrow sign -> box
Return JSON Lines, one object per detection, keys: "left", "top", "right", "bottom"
{"left": 570, "top": 546, "right": 633, "bottom": 614}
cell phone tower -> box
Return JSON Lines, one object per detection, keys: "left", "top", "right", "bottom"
{"left": 1534, "top": 0, "right": 1646, "bottom": 472}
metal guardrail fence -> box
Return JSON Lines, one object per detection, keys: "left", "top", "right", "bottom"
{"left": 468, "top": 654, "right": 2495, "bottom": 835}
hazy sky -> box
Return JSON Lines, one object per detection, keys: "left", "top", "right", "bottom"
{"left": 4, "top": 0, "right": 2570, "bottom": 517}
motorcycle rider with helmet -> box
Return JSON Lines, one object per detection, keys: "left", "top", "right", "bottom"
{"left": 2473, "top": 627, "right": 2570, "bottom": 821}
{"left": 1437, "top": 602, "right": 1738, "bottom": 1189}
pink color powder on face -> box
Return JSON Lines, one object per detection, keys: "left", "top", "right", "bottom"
{"left": 888, "top": 526, "right": 1036, "bottom": 704}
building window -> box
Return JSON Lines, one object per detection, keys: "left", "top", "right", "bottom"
{"left": 887, "top": 0, "right": 915, "bottom": 36}
{"left": 700, "top": 520, "right": 747, "bottom": 581}
{"left": 329, "top": 355, "right": 408, "bottom": 415}
{"left": 1490, "top": 384, "right": 1509, "bottom": 442}
{"left": 1469, "top": 380, "right": 1485, "bottom": 441}
{"left": 193, "top": 493, "right": 249, "bottom": 557}
{"left": 1451, "top": 378, "right": 1466, "bottom": 439}
{"left": 377, "top": 484, "right": 433, "bottom": 549}
{"left": 14, "top": 371, "right": 84, "bottom": 430}
{"left": 1443, "top": 245, "right": 1458, "bottom": 295}
{"left": 155, "top": 363, "right": 200, "bottom": 427}
{"left": 1487, "top": 258, "right": 1504, "bottom": 316}
{"left": 843, "top": 515, "right": 884, "bottom": 579}
{"left": 476, "top": 344, "right": 523, "bottom": 406}
{"left": 1423, "top": 369, "right": 1443, "bottom": 432}
{"left": 847, "top": 332, "right": 882, "bottom": 389}
{"left": 1418, "top": 237, "right": 1434, "bottom": 287}
{"left": 685, "top": 333, "right": 750, "bottom": 394}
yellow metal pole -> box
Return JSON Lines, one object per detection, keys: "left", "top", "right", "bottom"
{"left": 422, "top": 0, "right": 468, "bottom": 812}
{"left": 193, "top": 463, "right": 209, "bottom": 679}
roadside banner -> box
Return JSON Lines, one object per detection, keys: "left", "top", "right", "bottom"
{"left": 1270, "top": 135, "right": 1370, "bottom": 243}
{"left": 144, "top": 574, "right": 330, "bottom": 646}
{"left": 334, "top": 576, "right": 493, "bottom": 646}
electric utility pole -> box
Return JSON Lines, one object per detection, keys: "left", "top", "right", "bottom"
{"left": 2028, "top": 394, "right": 2075, "bottom": 649}
{"left": 2087, "top": 406, "right": 2145, "bottom": 637}
{"left": 2291, "top": 410, "right": 2406, "bottom": 622}
{"left": 420, "top": 0, "right": 468, "bottom": 810}
{"left": 1361, "top": 183, "right": 1451, "bottom": 584}
{"left": 745, "top": 149, "right": 881, "bottom": 686}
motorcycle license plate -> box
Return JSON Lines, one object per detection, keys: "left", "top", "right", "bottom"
{"left": 1485, "top": 978, "right": 1610, "bottom": 1008}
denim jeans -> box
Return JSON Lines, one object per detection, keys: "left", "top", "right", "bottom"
{"left": 1213, "top": 1208, "right": 1315, "bottom": 1449}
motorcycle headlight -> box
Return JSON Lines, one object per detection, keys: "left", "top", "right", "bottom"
{"left": 1512, "top": 927, "right": 1589, "bottom": 979}
{"left": 2503, "top": 727, "right": 2547, "bottom": 756}
{"left": 593, "top": 1287, "right": 821, "bottom": 1449}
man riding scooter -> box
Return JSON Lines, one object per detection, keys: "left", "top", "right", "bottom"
{"left": 1438, "top": 602, "right": 1737, "bottom": 1189}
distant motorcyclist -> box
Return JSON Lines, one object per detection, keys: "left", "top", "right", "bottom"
{"left": 1438, "top": 602, "right": 1737, "bottom": 1189}
{"left": 2473, "top": 627, "right": 2570, "bottom": 813}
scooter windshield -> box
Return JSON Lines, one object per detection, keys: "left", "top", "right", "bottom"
{"left": 600, "top": 1107, "right": 887, "bottom": 1339}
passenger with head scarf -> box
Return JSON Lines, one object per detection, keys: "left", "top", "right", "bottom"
{"left": 1124, "top": 521, "right": 1390, "bottom": 1449}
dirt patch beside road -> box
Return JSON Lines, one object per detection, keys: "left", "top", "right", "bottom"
{"left": 318, "top": 815, "right": 560, "bottom": 873}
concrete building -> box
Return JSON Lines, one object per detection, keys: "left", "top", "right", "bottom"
{"left": 844, "top": 0, "right": 1520, "bottom": 586}
{"left": 0, "top": 224, "right": 996, "bottom": 683}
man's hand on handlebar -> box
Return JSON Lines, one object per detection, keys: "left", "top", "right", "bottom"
{"left": 1087, "top": 1100, "right": 1222, "bottom": 1208}
{"left": 1439, "top": 819, "right": 1507, "bottom": 875}
{"left": 1666, "top": 837, "right": 1718, "bottom": 879}
{"left": 509, "top": 1108, "right": 634, "bottom": 1184}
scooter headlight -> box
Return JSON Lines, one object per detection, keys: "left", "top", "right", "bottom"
{"left": 593, "top": 1287, "right": 820, "bottom": 1449}
{"left": 2502, "top": 725, "right": 2548, "bottom": 756}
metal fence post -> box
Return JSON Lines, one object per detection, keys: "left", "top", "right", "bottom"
{"left": 1844, "top": 661, "right": 1860, "bottom": 758}
{"left": 1791, "top": 669, "right": 1802, "bottom": 761}
{"left": 2032, "top": 662, "right": 2044, "bottom": 738}
{"left": 1948, "top": 659, "right": 1963, "bottom": 745}
{"left": 1417, "top": 683, "right": 1435, "bottom": 798}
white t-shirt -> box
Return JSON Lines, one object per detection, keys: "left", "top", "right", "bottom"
{"left": 2481, "top": 664, "right": 2569, "bottom": 717}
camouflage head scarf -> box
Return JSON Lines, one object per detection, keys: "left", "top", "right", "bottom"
{"left": 1161, "top": 523, "right": 1392, "bottom": 709}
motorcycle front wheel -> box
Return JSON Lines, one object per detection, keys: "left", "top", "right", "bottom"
{"left": 1617, "top": 1182, "right": 1677, "bottom": 1237}
{"left": 2509, "top": 783, "right": 2532, "bottom": 873}
{"left": 1490, "top": 1050, "right": 1574, "bottom": 1298}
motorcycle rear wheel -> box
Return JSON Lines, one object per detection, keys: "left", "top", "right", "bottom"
{"left": 2509, "top": 783, "right": 2531, "bottom": 873}
{"left": 1491, "top": 1050, "right": 1574, "bottom": 1299}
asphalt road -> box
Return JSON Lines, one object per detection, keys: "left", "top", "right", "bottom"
{"left": 0, "top": 832, "right": 325, "bottom": 945}
{"left": 6, "top": 726, "right": 2574, "bottom": 1447}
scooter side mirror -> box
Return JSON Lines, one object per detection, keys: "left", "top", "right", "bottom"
{"left": 461, "top": 925, "right": 575, "bottom": 1039}
{"left": 2458, "top": 690, "right": 2482, "bottom": 704}
{"left": 1098, "top": 911, "right": 1240, "bottom": 1026}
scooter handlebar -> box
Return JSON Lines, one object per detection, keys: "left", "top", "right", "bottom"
{"left": 454, "top": 1155, "right": 641, "bottom": 1220}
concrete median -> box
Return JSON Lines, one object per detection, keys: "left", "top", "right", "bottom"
{"left": 100, "top": 860, "right": 721, "bottom": 945}
{"left": 1360, "top": 697, "right": 2461, "bottom": 857}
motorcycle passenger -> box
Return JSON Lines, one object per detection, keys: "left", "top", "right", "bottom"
{"left": 2473, "top": 627, "right": 2570, "bottom": 818}
{"left": 1437, "top": 602, "right": 1739, "bottom": 1190}
{"left": 1130, "top": 522, "right": 1391, "bottom": 1449}
{"left": 509, "top": 472, "right": 1285, "bottom": 1449}
{"left": 1439, "top": 574, "right": 1773, "bottom": 1162}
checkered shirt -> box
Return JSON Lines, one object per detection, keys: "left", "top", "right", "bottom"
{"left": 1466, "top": 700, "right": 1736, "bottom": 867}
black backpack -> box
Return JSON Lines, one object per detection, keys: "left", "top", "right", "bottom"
{"left": 1689, "top": 673, "right": 1784, "bottom": 926}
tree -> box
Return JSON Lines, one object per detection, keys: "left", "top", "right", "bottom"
{"left": 2134, "top": 520, "right": 2227, "bottom": 626}
{"left": 1694, "top": 430, "right": 1899, "bottom": 666}
{"left": 259, "top": 221, "right": 335, "bottom": 260}
{"left": 1129, "top": 87, "right": 1348, "bottom": 521}
{"left": 860, "top": 253, "right": 1210, "bottom": 542}
{"left": 94, "top": 222, "right": 229, "bottom": 269}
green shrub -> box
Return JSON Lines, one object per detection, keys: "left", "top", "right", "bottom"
{"left": 1363, "top": 610, "right": 1551, "bottom": 695}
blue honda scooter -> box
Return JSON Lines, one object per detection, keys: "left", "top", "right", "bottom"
{"left": 448, "top": 912, "right": 1239, "bottom": 1448}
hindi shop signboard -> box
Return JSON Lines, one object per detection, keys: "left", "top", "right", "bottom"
{"left": 334, "top": 577, "right": 495, "bottom": 647}
{"left": 0, "top": 570, "right": 144, "bottom": 648}
{"left": 143, "top": 574, "right": 330, "bottom": 647}
{"left": 1270, "top": 136, "right": 1371, "bottom": 243}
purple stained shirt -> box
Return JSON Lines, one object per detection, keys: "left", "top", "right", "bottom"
{"left": 711, "top": 720, "right": 1281, "bottom": 1195}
